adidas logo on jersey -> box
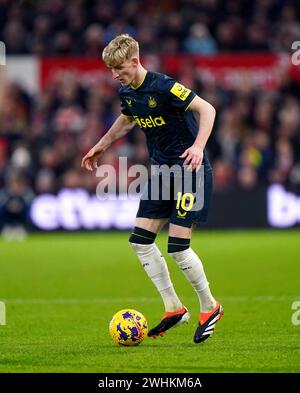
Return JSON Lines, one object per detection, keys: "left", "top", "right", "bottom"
{"left": 133, "top": 115, "right": 166, "bottom": 128}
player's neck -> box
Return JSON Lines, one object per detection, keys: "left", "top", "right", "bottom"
{"left": 130, "top": 66, "right": 147, "bottom": 89}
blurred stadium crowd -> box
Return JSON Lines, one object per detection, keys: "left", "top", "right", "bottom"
{"left": 0, "top": 0, "right": 300, "bottom": 234}
{"left": 1, "top": 0, "right": 299, "bottom": 54}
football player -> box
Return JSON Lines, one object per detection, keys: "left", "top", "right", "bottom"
{"left": 82, "top": 34, "right": 223, "bottom": 343}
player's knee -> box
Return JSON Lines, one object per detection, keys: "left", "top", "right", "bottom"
{"left": 129, "top": 227, "right": 156, "bottom": 257}
{"left": 129, "top": 226, "right": 157, "bottom": 253}
{"left": 168, "top": 236, "right": 191, "bottom": 258}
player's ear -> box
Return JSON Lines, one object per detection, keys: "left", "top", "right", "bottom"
{"left": 131, "top": 56, "right": 139, "bottom": 67}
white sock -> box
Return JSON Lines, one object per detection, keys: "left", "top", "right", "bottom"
{"left": 169, "top": 247, "right": 216, "bottom": 312}
{"left": 130, "top": 242, "right": 182, "bottom": 312}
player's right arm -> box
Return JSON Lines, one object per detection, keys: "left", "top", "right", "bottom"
{"left": 81, "top": 114, "right": 135, "bottom": 171}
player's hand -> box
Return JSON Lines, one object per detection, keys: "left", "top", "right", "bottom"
{"left": 81, "top": 145, "right": 105, "bottom": 171}
{"left": 179, "top": 145, "right": 204, "bottom": 172}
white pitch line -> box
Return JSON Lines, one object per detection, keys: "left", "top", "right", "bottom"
{"left": 1, "top": 295, "right": 299, "bottom": 305}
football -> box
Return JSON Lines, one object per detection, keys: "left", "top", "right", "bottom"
{"left": 109, "top": 309, "right": 148, "bottom": 346}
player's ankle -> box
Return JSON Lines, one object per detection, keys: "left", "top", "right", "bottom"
{"left": 165, "top": 304, "right": 184, "bottom": 313}
{"left": 201, "top": 300, "right": 217, "bottom": 313}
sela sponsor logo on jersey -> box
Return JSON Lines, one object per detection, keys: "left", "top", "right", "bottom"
{"left": 170, "top": 82, "right": 191, "bottom": 101}
{"left": 133, "top": 115, "right": 166, "bottom": 128}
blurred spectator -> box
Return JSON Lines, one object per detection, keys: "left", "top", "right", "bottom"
{"left": 51, "top": 31, "right": 74, "bottom": 55}
{"left": 10, "top": 143, "right": 32, "bottom": 172}
{"left": 84, "top": 24, "right": 105, "bottom": 56}
{"left": 269, "top": 138, "right": 294, "bottom": 184}
{"left": 237, "top": 165, "right": 258, "bottom": 190}
{"left": 0, "top": 173, "right": 34, "bottom": 240}
{"left": 183, "top": 23, "right": 217, "bottom": 54}
{"left": 212, "top": 159, "right": 235, "bottom": 192}
{"left": 35, "top": 168, "right": 56, "bottom": 194}
{"left": 31, "top": 15, "right": 52, "bottom": 55}
{"left": 3, "top": 21, "right": 29, "bottom": 54}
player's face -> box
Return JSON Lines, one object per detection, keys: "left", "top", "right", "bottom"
{"left": 110, "top": 58, "right": 138, "bottom": 86}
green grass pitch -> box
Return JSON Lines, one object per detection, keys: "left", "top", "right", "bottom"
{"left": 0, "top": 230, "right": 299, "bottom": 373}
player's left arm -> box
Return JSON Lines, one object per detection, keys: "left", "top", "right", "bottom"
{"left": 180, "top": 95, "right": 216, "bottom": 171}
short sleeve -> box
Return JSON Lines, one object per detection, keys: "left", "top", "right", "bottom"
{"left": 119, "top": 94, "right": 132, "bottom": 116}
{"left": 162, "top": 77, "right": 196, "bottom": 110}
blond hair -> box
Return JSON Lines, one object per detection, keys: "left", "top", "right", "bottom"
{"left": 102, "top": 34, "right": 139, "bottom": 67}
